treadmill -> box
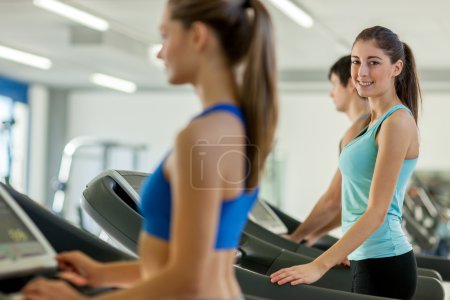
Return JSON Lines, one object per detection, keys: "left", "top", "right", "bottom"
{"left": 261, "top": 199, "right": 450, "bottom": 282}
{"left": 245, "top": 203, "right": 443, "bottom": 280}
{"left": 80, "top": 170, "right": 440, "bottom": 300}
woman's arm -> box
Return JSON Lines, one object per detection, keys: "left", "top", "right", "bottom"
{"left": 55, "top": 251, "right": 141, "bottom": 288}
{"left": 93, "top": 261, "right": 142, "bottom": 288}
{"left": 302, "top": 211, "right": 341, "bottom": 247}
{"left": 272, "top": 111, "right": 417, "bottom": 285}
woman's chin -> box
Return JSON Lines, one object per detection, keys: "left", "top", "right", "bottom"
{"left": 167, "top": 75, "right": 187, "bottom": 85}
{"left": 356, "top": 90, "right": 369, "bottom": 98}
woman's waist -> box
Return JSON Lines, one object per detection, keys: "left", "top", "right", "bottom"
{"left": 343, "top": 214, "right": 407, "bottom": 244}
{"left": 140, "top": 254, "right": 240, "bottom": 299}
{"left": 343, "top": 210, "right": 402, "bottom": 228}
{"left": 343, "top": 216, "right": 411, "bottom": 260}
{"left": 140, "top": 249, "right": 237, "bottom": 278}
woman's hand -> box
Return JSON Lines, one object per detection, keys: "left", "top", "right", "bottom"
{"left": 22, "top": 277, "right": 87, "bottom": 300}
{"left": 340, "top": 258, "right": 350, "bottom": 267}
{"left": 281, "top": 233, "right": 322, "bottom": 246}
{"left": 270, "top": 261, "right": 327, "bottom": 285}
{"left": 281, "top": 234, "right": 295, "bottom": 242}
{"left": 304, "top": 234, "right": 322, "bottom": 247}
{"left": 281, "top": 234, "right": 303, "bottom": 244}
{"left": 56, "top": 251, "right": 104, "bottom": 287}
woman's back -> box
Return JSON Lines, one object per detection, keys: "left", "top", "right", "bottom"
{"left": 139, "top": 104, "right": 259, "bottom": 299}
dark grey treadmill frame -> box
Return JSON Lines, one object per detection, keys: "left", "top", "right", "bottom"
{"left": 235, "top": 267, "right": 391, "bottom": 300}
{"left": 239, "top": 231, "right": 444, "bottom": 300}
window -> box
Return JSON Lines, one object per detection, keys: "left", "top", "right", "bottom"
{"left": 0, "top": 95, "right": 29, "bottom": 190}
{"left": 0, "top": 96, "right": 13, "bottom": 183}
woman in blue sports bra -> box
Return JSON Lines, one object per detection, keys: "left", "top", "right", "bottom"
{"left": 271, "top": 26, "right": 421, "bottom": 300}
{"left": 22, "top": 1, "right": 278, "bottom": 300}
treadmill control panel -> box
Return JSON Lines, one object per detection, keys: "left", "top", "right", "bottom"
{"left": 0, "top": 198, "right": 46, "bottom": 261}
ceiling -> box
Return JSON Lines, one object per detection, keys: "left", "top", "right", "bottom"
{"left": 1, "top": 0, "right": 450, "bottom": 92}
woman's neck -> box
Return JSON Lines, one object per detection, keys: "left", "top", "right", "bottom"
{"left": 347, "top": 98, "right": 370, "bottom": 123}
{"left": 194, "top": 63, "right": 238, "bottom": 109}
{"left": 367, "top": 87, "right": 402, "bottom": 122}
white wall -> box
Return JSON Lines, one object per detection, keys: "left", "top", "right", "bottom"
{"left": 276, "top": 92, "right": 348, "bottom": 220}
{"left": 67, "top": 90, "right": 200, "bottom": 169}
{"left": 62, "top": 88, "right": 450, "bottom": 229}
{"left": 416, "top": 93, "right": 450, "bottom": 170}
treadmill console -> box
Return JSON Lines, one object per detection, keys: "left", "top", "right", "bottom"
{"left": 249, "top": 200, "right": 288, "bottom": 235}
{"left": 0, "top": 187, "right": 57, "bottom": 279}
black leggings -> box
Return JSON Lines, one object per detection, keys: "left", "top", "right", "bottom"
{"left": 350, "top": 250, "right": 417, "bottom": 300}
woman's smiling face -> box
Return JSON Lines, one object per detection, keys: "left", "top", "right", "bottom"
{"left": 351, "top": 39, "right": 403, "bottom": 99}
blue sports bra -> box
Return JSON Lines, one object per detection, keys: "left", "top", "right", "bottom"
{"left": 139, "top": 103, "right": 259, "bottom": 249}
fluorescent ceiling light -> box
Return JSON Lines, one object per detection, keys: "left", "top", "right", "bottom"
{"left": 0, "top": 45, "right": 52, "bottom": 70}
{"left": 267, "top": 0, "right": 313, "bottom": 28}
{"left": 90, "top": 73, "right": 137, "bottom": 93}
{"left": 33, "top": 0, "right": 109, "bottom": 31}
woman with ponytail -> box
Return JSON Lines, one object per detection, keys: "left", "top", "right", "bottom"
{"left": 22, "top": 1, "right": 278, "bottom": 299}
{"left": 271, "top": 26, "right": 421, "bottom": 300}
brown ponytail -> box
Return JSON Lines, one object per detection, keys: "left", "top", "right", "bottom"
{"left": 240, "top": 0, "right": 278, "bottom": 188}
{"left": 169, "top": 0, "right": 278, "bottom": 189}
{"left": 396, "top": 42, "right": 421, "bottom": 122}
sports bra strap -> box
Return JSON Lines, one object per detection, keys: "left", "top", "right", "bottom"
{"left": 194, "top": 103, "right": 245, "bottom": 125}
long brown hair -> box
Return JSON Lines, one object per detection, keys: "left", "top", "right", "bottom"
{"left": 353, "top": 26, "right": 421, "bottom": 122}
{"left": 169, "top": 0, "right": 278, "bottom": 189}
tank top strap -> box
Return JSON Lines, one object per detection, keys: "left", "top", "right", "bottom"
{"left": 370, "top": 104, "right": 412, "bottom": 132}
{"left": 193, "top": 103, "right": 245, "bottom": 125}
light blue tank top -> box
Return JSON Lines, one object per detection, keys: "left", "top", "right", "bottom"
{"left": 339, "top": 104, "right": 417, "bottom": 260}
